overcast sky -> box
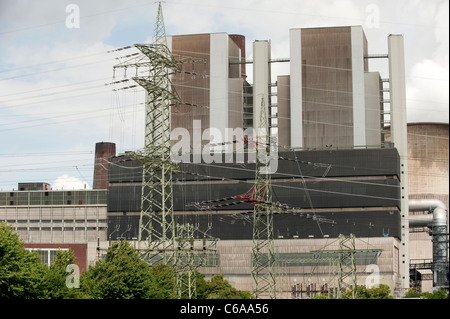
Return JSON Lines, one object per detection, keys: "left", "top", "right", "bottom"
{"left": 0, "top": 0, "right": 448, "bottom": 191}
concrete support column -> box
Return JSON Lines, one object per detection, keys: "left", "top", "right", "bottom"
{"left": 289, "top": 29, "right": 303, "bottom": 148}
{"left": 388, "top": 34, "right": 409, "bottom": 293}
{"left": 351, "top": 26, "right": 366, "bottom": 147}
{"left": 253, "top": 40, "right": 271, "bottom": 133}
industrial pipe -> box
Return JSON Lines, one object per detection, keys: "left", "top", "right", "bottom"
{"left": 408, "top": 199, "right": 449, "bottom": 289}
{"left": 409, "top": 199, "right": 446, "bottom": 227}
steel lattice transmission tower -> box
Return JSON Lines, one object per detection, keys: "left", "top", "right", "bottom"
{"left": 134, "top": 2, "right": 178, "bottom": 265}
{"left": 175, "top": 223, "right": 198, "bottom": 299}
{"left": 112, "top": 3, "right": 214, "bottom": 299}
{"left": 336, "top": 234, "right": 358, "bottom": 299}
{"left": 251, "top": 96, "right": 277, "bottom": 299}
{"left": 311, "top": 233, "right": 382, "bottom": 299}
{"left": 115, "top": 2, "right": 201, "bottom": 264}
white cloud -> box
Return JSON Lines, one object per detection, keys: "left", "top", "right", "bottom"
{"left": 52, "top": 174, "right": 91, "bottom": 190}
{"left": 407, "top": 59, "right": 449, "bottom": 123}
{"left": 404, "top": 0, "right": 449, "bottom": 123}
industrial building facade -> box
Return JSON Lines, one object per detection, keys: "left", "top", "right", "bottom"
{"left": 0, "top": 186, "right": 108, "bottom": 270}
{"left": 168, "top": 33, "right": 245, "bottom": 151}
{"left": 280, "top": 26, "right": 382, "bottom": 149}
{"left": 106, "top": 147, "right": 404, "bottom": 294}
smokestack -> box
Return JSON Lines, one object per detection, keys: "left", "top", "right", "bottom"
{"left": 230, "top": 34, "right": 246, "bottom": 79}
{"left": 93, "top": 142, "right": 116, "bottom": 189}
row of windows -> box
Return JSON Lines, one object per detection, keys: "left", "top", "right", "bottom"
{"left": 4, "top": 219, "right": 107, "bottom": 223}
{"left": 26, "top": 248, "right": 67, "bottom": 266}
{"left": 6, "top": 200, "right": 91, "bottom": 205}
{"left": 16, "top": 227, "right": 107, "bottom": 231}
{"left": 0, "top": 190, "right": 107, "bottom": 206}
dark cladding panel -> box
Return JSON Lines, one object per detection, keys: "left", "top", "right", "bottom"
{"left": 106, "top": 148, "right": 402, "bottom": 239}
{"left": 108, "top": 185, "right": 141, "bottom": 212}
{"left": 271, "top": 178, "right": 400, "bottom": 209}
{"left": 109, "top": 170, "right": 400, "bottom": 212}
{"left": 172, "top": 178, "right": 400, "bottom": 211}
{"left": 108, "top": 148, "right": 400, "bottom": 183}
{"left": 107, "top": 215, "right": 140, "bottom": 240}
{"left": 276, "top": 148, "right": 400, "bottom": 179}
{"left": 106, "top": 210, "right": 401, "bottom": 241}
{"left": 108, "top": 155, "right": 142, "bottom": 183}
{"left": 272, "top": 210, "right": 401, "bottom": 239}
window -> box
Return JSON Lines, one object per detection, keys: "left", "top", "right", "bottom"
{"left": 26, "top": 248, "right": 69, "bottom": 267}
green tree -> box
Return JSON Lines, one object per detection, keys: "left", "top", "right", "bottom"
{"left": 344, "top": 284, "right": 393, "bottom": 299}
{"left": 81, "top": 240, "right": 155, "bottom": 299}
{"left": 200, "top": 274, "right": 252, "bottom": 299}
{"left": 0, "top": 222, "right": 47, "bottom": 299}
{"left": 421, "top": 289, "right": 449, "bottom": 299}
{"left": 403, "top": 288, "right": 422, "bottom": 298}
{"left": 365, "top": 284, "right": 393, "bottom": 299}
{"left": 147, "top": 264, "right": 177, "bottom": 299}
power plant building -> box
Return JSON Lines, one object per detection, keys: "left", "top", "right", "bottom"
{"left": 168, "top": 33, "right": 246, "bottom": 151}
{"left": 1, "top": 25, "right": 447, "bottom": 297}
{"left": 278, "top": 26, "right": 382, "bottom": 149}
{"left": 0, "top": 186, "right": 108, "bottom": 271}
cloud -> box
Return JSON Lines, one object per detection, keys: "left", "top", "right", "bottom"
{"left": 52, "top": 174, "right": 91, "bottom": 190}
{"left": 406, "top": 59, "right": 449, "bottom": 123}
{"left": 404, "top": 0, "right": 449, "bottom": 123}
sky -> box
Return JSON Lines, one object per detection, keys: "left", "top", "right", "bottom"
{"left": 0, "top": 0, "right": 448, "bottom": 191}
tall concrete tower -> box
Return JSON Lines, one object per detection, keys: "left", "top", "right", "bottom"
{"left": 168, "top": 32, "right": 244, "bottom": 151}
{"left": 93, "top": 142, "right": 116, "bottom": 189}
{"left": 284, "top": 26, "right": 382, "bottom": 149}
{"left": 388, "top": 34, "right": 409, "bottom": 292}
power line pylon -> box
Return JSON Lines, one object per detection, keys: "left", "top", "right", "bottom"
{"left": 251, "top": 96, "right": 276, "bottom": 299}
{"left": 311, "top": 234, "right": 382, "bottom": 299}
{"left": 336, "top": 234, "right": 358, "bottom": 299}
{"left": 112, "top": 2, "right": 213, "bottom": 298}
{"left": 310, "top": 234, "right": 357, "bottom": 299}
{"left": 175, "top": 223, "right": 197, "bottom": 299}
{"left": 133, "top": 1, "right": 177, "bottom": 266}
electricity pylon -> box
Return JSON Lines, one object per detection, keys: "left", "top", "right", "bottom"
{"left": 251, "top": 96, "right": 276, "bottom": 299}
{"left": 311, "top": 234, "right": 382, "bottom": 299}
{"left": 133, "top": 2, "right": 178, "bottom": 266}
{"left": 336, "top": 234, "right": 358, "bottom": 299}
{"left": 310, "top": 234, "right": 357, "bottom": 299}
{"left": 112, "top": 2, "right": 214, "bottom": 298}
